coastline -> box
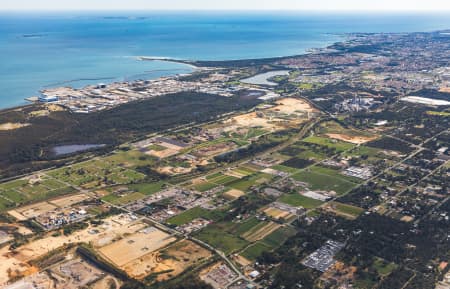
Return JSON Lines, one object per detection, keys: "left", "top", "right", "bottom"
{"left": 0, "top": 29, "right": 447, "bottom": 114}
{"left": 137, "top": 56, "right": 200, "bottom": 70}
{"left": 138, "top": 52, "right": 312, "bottom": 68}
{"left": 3, "top": 40, "right": 332, "bottom": 114}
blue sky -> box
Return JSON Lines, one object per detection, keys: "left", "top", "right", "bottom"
{"left": 1, "top": 0, "right": 450, "bottom": 11}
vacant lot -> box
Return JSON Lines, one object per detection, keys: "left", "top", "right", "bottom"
{"left": 99, "top": 227, "right": 176, "bottom": 267}
{"left": 223, "top": 189, "right": 245, "bottom": 200}
{"left": 326, "top": 133, "right": 376, "bottom": 144}
{"left": 123, "top": 239, "right": 212, "bottom": 280}
{"left": 0, "top": 214, "right": 140, "bottom": 285}
{"left": 8, "top": 193, "right": 88, "bottom": 221}
{"left": 324, "top": 201, "right": 365, "bottom": 219}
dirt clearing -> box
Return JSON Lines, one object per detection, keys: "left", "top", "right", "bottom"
{"left": 99, "top": 226, "right": 176, "bottom": 267}
{"left": 0, "top": 123, "right": 30, "bottom": 131}
{"left": 326, "top": 133, "right": 377, "bottom": 144}
{"left": 123, "top": 239, "right": 212, "bottom": 280}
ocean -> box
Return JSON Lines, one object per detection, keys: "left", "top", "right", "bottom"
{"left": 0, "top": 11, "right": 450, "bottom": 109}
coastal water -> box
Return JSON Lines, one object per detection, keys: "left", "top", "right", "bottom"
{"left": 1, "top": 11, "right": 450, "bottom": 109}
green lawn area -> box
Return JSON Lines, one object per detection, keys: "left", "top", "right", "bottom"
{"left": 426, "top": 110, "right": 450, "bottom": 117}
{"left": 353, "top": 274, "right": 377, "bottom": 289}
{"left": 101, "top": 194, "right": 120, "bottom": 203}
{"left": 192, "top": 181, "right": 219, "bottom": 192}
{"left": 40, "top": 178, "right": 66, "bottom": 190}
{"left": 306, "top": 209, "right": 321, "bottom": 217}
{"left": 330, "top": 201, "right": 365, "bottom": 218}
{"left": 148, "top": 144, "right": 167, "bottom": 151}
{"left": 194, "top": 172, "right": 240, "bottom": 192}
{"left": 207, "top": 174, "right": 239, "bottom": 186}
{"left": 0, "top": 179, "right": 28, "bottom": 190}
{"left": 278, "top": 193, "right": 323, "bottom": 209}
{"left": 302, "top": 136, "right": 355, "bottom": 152}
{"left": 345, "top": 145, "right": 382, "bottom": 158}
{"left": 166, "top": 207, "right": 225, "bottom": 226}
{"left": 104, "top": 149, "right": 158, "bottom": 167}
{"left": 0, "top": 197, "right": 14, "bottom": 211}
{"left": 129, "top": 181, "right": 166, "bottom": 195}
{"left": 297, "top": 149, "right": 328, "bottom": 160}
{"left": 233, "top": 217, "right": 264, "bottom": 235}
{"left": 236, "top": 165, "right": 258, "bottom": 174}
{"left": 228, "top": 173, "right": 274, "bottom": 191}
{"left": 2, "top": 190, "right": 27, "bottom": 203}
{"left": 291, "top": 166, "right": 359, "bottom": 195}
{"left": 195, "top": 225, "right": 249, "bottom": 254}
{"left": 261, "top": 226, "right": 297, "bottom": 248}
{"left": 109, "top": 192, "right": 145, "bottom": 205}
{"left": 297, "top": 82, "right": 314, "bottom": 90}
{"left": 241, "top": 242, "right": 273, "bottom": 260}
{"left": 271, "top": 164, "right": 298, "bottom": 174}
{"left": 0, "top": 176, "right": 77, "bottom": 211}
{"left": 373, "top": 258, "right": 397, "bottom": 276}
{"left": 206, "top": 173, "right": 223, "bottom": 180}
{"left": 48, "top": 159, "right": 146, "bottom": 187}
{"left": 231, "top": 166, "right": 257, "bottom": 177}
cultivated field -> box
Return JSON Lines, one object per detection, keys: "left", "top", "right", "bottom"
{"left": 292, "top": 166, "right": 360, "bottom": 195}
{"left": 0, "top": 175, "right": 76, "bottom": 211}
{"left": 263, "top": 207, "right": 293, "bottom": 220}
{"left": 241, "top": 221, "right": 280, "bottom": 242}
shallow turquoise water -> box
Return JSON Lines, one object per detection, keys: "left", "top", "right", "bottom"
{"left": 0, "top": 12, "right": 449, "bottom": 108}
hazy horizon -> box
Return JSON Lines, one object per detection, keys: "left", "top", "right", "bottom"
{"left": 1, "top": 0, "right": 450, "bottom": 11}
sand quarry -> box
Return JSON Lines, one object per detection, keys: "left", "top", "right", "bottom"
{"left": 123, "top": 239, "right": 212, "bottom": 281}
{"left": 0, "top": 214, "right": 144, "bottom": 285}
{"left": 98, "top": 226, "right": 176, "bottom": 268}
{"left": 223, "top": 98, "right": 317, "bottom": 132}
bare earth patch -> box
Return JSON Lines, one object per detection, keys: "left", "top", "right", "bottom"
{"left": 223, "top": 189, "right": 245, "bottom": 200}
{"left": 99, "top": 227, "right": 176, "bottom": 267}
{"left": 0, "top": 122, "right": 30, "bottom": 131}
{"left": 439, "top": 86, "right": 450, "bottom": 93}
{"left": 263, "top": 207, "right": 293, "bottom": 220}
{"left": 326, "top": 133, "right": 377, "bottom": 144}
{"left": 0, "top": 215, "right": 140, "bottom": 285}
{"left": 123, "top": 239, "right": 212, "bottom": 281}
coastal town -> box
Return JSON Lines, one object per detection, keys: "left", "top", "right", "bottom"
{"left": 0, "top": 30, "right": 448, "bottom": 289}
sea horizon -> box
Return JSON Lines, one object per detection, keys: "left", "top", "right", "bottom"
{"left": 1, "top": 11, "right": 450, "bottom": 109}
